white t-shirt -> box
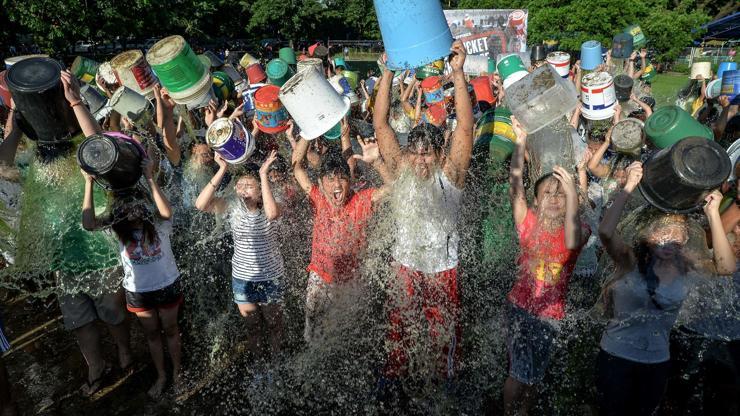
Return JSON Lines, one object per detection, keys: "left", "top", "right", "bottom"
{"left": 229, "top": 199, "right": 285, "bottom": 281}
{"left": 118, "top": 220, "right": 180, "bottom": 292}
{"left": 390, "top": 169, "right": 463, "bottom": 273}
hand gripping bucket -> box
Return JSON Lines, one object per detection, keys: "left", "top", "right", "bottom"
{"left": 6, "top": 57, "right": 80, "bottom": 143}
{"left": 111, "top": 50, "right": 158, "bottom": 98}
{"left": 546, "top": 52, "right": 570, "bottom": 78}
{"left": 718, "top": 62, "right": 738, "bottom": 79}
{"left": 644, "top": 105, "right": 714, "bottom": 149}
{"left": 266, "top": 59, "right": 295, "bottom": 87}
{"left": 581, "top": 72, "right": 617, "bottom": 121}
{"left": 721, "top": 70, "right": 740, "bottom": 103}
{"left": 639, "top": 137, "right": 731, "bottom": 213}
{"left": 297, "top": 59, "right": 323, "bottom": 76}
{"left": 71, "top": 56, "right": 100, "bottom": 84}
{"left": 254, "top": 85, "right": 289, "bottom": 134}
{"left": 611, "top": 118, "right": 644, "bottom": 155}
{"left": 206, "top": 117, "right": 254, "bottom": 165}
{"left": 77, "top": 131, "right": 146, "bottom": 191}
{"left": 689, "top": 62, "right": 711, "bottom": 80}
{"left": 421, "top": 76, "right": 445, "bottom": 104}
{"left": 110, "top": 86, "right": 153, "bottom": 126}
{"left": 373, "top": 0, "right": 453, "bottom": 70}
{"left": 278, "top": 68, "right": 351, "bottom": 140}
{"left": 504, "top": 64, "right": 578, "bottom": 134}
{"left": 497, "top": 54, "right": 528, "bottom": 90}
{"left": 580, "top": 40, "right": 603, "bottom": 71}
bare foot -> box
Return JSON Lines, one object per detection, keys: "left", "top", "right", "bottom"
{"left": 147, "top": 376, "right": 167, "bottom": 399}
{"left": 118, "top": 350, "right": 134, "bottom": 372}
{"left": 172, "top": 371, "right": 185, "bottom": 395}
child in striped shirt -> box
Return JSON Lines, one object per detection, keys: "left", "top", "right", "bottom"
{"left": 195, "top": 150, "right": 285, "bottom": 362}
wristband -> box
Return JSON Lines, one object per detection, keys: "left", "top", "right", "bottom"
{"left": 70, "top": 100, "right": 83, "bottom": 108}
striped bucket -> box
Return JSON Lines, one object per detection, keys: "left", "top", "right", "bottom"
{"left": 581, "top": 72, "right": 616, "bottom": 120}
{"left": 253, "top": 85, "right": 289, "bottom": 134}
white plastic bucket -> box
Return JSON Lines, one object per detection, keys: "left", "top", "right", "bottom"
{"left": 502, "top": 71, "right": 528, "bottom": 89}
{"left": 111, "top": 50, "right": 158, "bottom": 98}
{"left": 279, "top": 68, "right": 351, "bottom": 140}
{"left": 581, "top": 72, "right": 616, "bottom": 120}
{"left": 546, "top": 52, "right": 570, "bottom": 78}
{"left": 167, "top": 71, "right": 214, "bottom": 110}
{"left": 463, "top": 55, "right": 489, "bottom": 76}
{"left": 110, "top": 86, "right": 152, "bottom": 124}
{"left": 297, "top": 58, "right": 323, "bottom": 75}
{"left": 689, "top": 62, "right": 711, "bottom": 80}
{"left": 706, "top": 79, "right": 722, "bottom": 99}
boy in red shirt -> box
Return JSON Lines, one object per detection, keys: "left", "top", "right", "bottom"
{"left": 292, "top": 128, "right": 391, "bottom": 343}
{"left": 504, "top": 118, "right": 590, "bottom": 415}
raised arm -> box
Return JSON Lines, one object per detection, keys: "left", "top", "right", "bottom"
{"left": 372, "top": 67, "right": 403, "bottom": 175}
{"left": 0, "top": 104, "right": 22, "bottom": 166}
{"left": 61, "top": 70, "right": 102, "bottom": 137}
{"left": 144, "top": 150, "right": 173, "bottom": 220}
{"left": 194, "top": 153, "right": 229, "bottom": 214}
{"left": 553, "top": 166, "right": 583, "bottom": 250}
{"left": 352, "top": 137, "right": 393, "bottom": 203}
{"left": 587, "top": 128, "right": 612, "bottom": 178}
{"left": 633, "top": 49, "right": 647, "bottom": 80}
{"left": 290, "top": 121, "right": 313, "bottom": 194}
{"left": 630, "top": 93, "right": 653, "bottom": 117}
{"left": 153, "top": 85, "right": 181, "bottom": 166}
{"left": 704, "top": 190, "right": 737, "bottom": 275}
{"left": 598, "top": 161, "right": 642, "bottom": 271}
{"left": 413, "top": 83, "right": 423, "bottom": 125}
{"left": 259, "top": 150, "right": 282, "bottom": 220}
{"left": 80, "top": 170, "right": 105, "bottom": 231}
{"left": 509, "top": 117, "right": 528, "bottom": 225}
{"left": 443, "top": 40, "right": 474, "bottom": 188}
{"left": 627, "top": 51, "right": 637, "bottom": 78}
{"left": 570, "top": 102, "right": 582, "bottom": 129}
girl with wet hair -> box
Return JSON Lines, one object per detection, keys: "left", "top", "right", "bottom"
{"left": 195, "top": 150, "right": 286, "bottom": 364}
{"left": 81, "top": 150, "right": 182, "bottom": 399}
{"left": 596, "top": 161, "right": 735, "bottom": 416}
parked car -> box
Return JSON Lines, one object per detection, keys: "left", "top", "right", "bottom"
{"left": 73, "top": 40, "right": 94, "bottom": 53}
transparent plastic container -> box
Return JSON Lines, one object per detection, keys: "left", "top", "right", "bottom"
{"left": 504, "top": 64, "right": 578, "bottom": 134}
{"left": 526, "top": 116, "right": 575, "bottom": 183}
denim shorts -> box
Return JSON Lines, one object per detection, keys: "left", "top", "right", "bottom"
{"left": 232, "top": 278, "right": 282, "bottom": 305}
{"left": 506, "top": 302, "right": 560, "bottom": 385}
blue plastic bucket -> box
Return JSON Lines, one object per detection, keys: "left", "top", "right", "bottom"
{"left": 374, "top": 0, "right": 453, "bottom": 70}
{"left": 721, "top": 70, "right": 740, "bottom": 103}
{"left": 580, "top": 40, "right": 603, "bottom": 71}
{"left": 718, "top": 62, "right": 738, "bottom": 79}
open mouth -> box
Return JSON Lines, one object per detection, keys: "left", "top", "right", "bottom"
{"left": 332, "top": 189, "right": 344, "bottom": 203}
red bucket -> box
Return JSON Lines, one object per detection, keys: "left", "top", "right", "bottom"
{"left": 246, "top": 63, "right": 267, "bottom": 84}
{"left": 470, "top": 76, "right": 495, "bottom": 105}
{"left": 254, "top": 85, "right": 289, "bottom": 134}
{"left": 423, "top": 103, "right": 447, "bottom": 127}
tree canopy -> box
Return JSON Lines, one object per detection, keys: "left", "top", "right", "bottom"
{"left": 1, "top": 0, "right": 722, "bottom": 63}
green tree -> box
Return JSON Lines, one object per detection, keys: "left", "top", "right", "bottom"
{"left": 643, "top": 0, "right": 710, "bottom": 62}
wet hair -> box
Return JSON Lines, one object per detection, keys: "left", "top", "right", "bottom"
{"left": 110, "top": 190, "right": 158, "bottom": 245}
{"left": 641, "top": 96, "right": 656, "bottom": 109}
{"left": 407, "top": 123, "right": 444, "bottom": 153}
{"left": 534, "top": 172, "right": 558, "bottom": 198}
{"left": 234, "top": 162, "right": 261, "bottom": 182}
{"left": 319, "top": 150, "right": 350, "bottom": 179}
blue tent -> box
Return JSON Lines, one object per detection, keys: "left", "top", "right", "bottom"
{"left": 697, "top": 12, "right": 740, "bottom": 41}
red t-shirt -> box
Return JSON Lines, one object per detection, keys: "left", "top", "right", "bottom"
{"left": 307, "top": 185, "right": 375, "bottom": 284}
{"left": 508, "top": 209, "right": 589, "bottom": 320}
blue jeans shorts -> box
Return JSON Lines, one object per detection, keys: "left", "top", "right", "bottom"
{"left": 232, "top": 278, "right": 282, "bottom": 305}
{"left": 506, "top": 302, "right": 560, "bottom": 385}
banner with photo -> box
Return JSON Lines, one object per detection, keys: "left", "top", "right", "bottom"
{"left": 443, "top": 9, "right": 528, "bottom": 60}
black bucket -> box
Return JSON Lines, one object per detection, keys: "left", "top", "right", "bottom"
{"left": 77, "top": 132, "right": 145, "bottom": 191}
{"left": 530, "top": 45, "right": 547, "bottom": 62}
{"left": 6, "top": 57, "right": 80, "bottom": 143}
{"left": 639, "top": 137, "right": 731, "bottom": 213}
{"left": 614, "top": 74, "right": 634, "bottom": 102}
{"left": 611, "top": 33, "right": 634, "bottom": 60}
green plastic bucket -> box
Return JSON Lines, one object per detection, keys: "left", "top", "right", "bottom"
{"left": 625, "top": 25, "right": 647, "bottom": 49}
{"left": 333, "top": 57, "right": 348, "bottom": 69}
{"left": 497, "top": 54, "right": 527, "bottom": 83}
{"left": 415, "top": 60, "right": 445, "bottom": 80}
{"left": 323, "top": 122, "right": 342, "bottom": 140}
{"left": 644, "top": 105, "right": 714, "bottom": 149}
{"left": 343, "top": 71, "right": 359, "bottom": 89}
{"left": 279, "top": 47, "right": 297, "bottom": 65}
{"left": 212, "top": 71, "right": 235, "bottom": 102}
{"left": 641, "top": 63, "right": 656, "bottom": 82}
{"left": 71, "top": 56, "right": 100, "bottom": 84}
{"left": 146, "top": 35, "right": 206, "bottom": 94}
{"left": 489, "top": 135, "right": 516, "bottom": 160}
{"left": 488, "top": 58, "right": 495, "bottom": 74}
{"left": 266, "top": 59, "right": 294, "bottom": 87}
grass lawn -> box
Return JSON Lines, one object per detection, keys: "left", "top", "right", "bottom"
{"left": 651, "top": 72, "right": 690, "bottom": 108}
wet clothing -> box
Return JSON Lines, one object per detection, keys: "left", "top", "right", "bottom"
{"left": 600, "top": 269, "right": 695, "bottom": 363}
{"left": 307, "top": 185, "right": 375, "bottom": 284}
{"left": 384, "top": 265, "right": 460, "bottom": 379}
{"left": 228, "top": 199, "right": 285, "bottom": 282}
{"left": 118, "top": 220, "right": 180, "bottom": 293}
{"left": 125, "top": 279, "right": 183, "bottom": 313}
{"left": 59, "top": 287, "right": 127, "bottom": 330}
{"left": 508, "top": 209, "right": 589, "bottom": 320}
{"left": 232, "top": 278, "right": 282, "bottom": 305}
{"left": 596, "top": 348, "right": 671, "bottom": 416}
{"left": 506, "top": 302, "right": 560, "bottom": 385}
{"left": 391, "top": 170, "right": 463, "bottom": 274}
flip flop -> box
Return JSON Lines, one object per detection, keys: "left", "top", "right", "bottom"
{"left": 80, "top": 362, "right": 112, "bottom": 397}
